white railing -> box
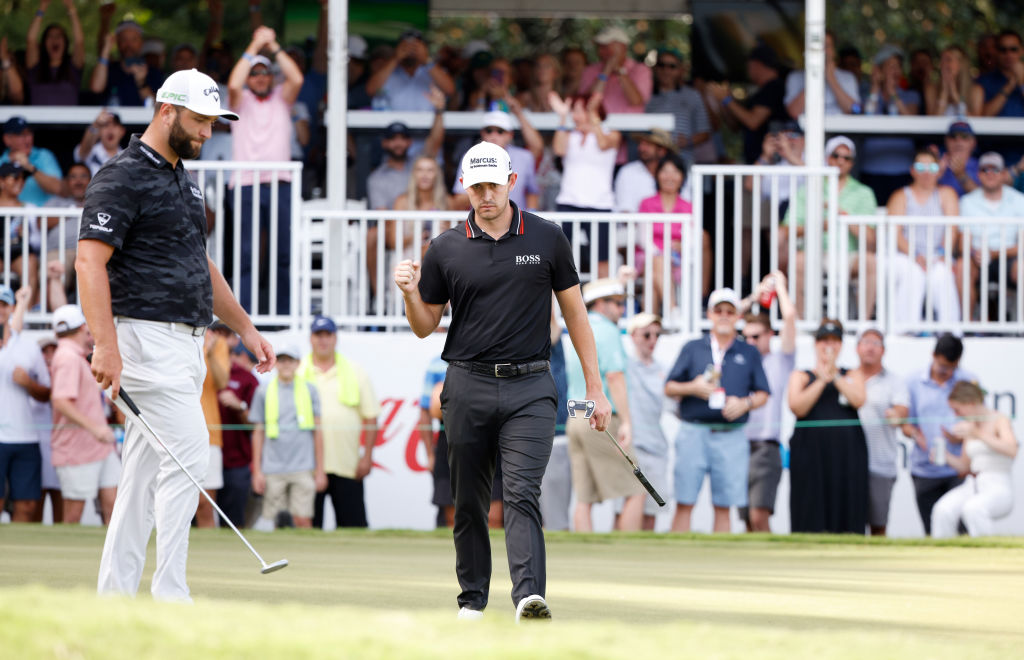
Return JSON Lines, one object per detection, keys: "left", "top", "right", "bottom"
{"left": 2, "top": 206, "right": 82, "bottom": 324}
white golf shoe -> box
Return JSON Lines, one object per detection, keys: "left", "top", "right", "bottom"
{"left": 457, "top": 607, "right": 484, "bottom": 621}
{"left": 515, "top": 594, "right": 552, "bottom": 623}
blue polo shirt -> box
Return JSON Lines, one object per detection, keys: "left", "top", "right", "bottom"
{"left": 907, "top": 366, "right": 975, "bottom": 479}
{"left": 565, "top": 311, "right": 627, "bottom": 413}
{"left": 0, "top": 147, "right": 62, "bottom": 206}
{"left": 937, "top": 156, "right": 979, "bottom": 197}
{"left": 666, "top": 334, "right": 770, "bottom": 424}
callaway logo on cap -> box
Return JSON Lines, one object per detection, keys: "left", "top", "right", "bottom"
{"left": 460, "top": 141, "right": 513, "bottom": 188}
{"left": 155, "top": 69, "right": 239, "bottom": 121}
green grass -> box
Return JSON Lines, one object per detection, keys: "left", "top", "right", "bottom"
{"left": 2, "top": 525, "right": 1023, "bottom": 658}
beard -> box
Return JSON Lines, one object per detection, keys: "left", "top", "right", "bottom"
{"left": 168, "top": 111, "right": 202, "bottom": 160}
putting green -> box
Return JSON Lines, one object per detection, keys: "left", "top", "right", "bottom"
{"left": 1, "top": 526, "right": 1022, "bottom": 658}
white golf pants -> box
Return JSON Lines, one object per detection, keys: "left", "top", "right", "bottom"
{"left": 931, "top": 472, "right": 1013, "bottom": 538}
{"left": 97, "top": 319, "right": 209, "bottom": 602}
{"left": 891, "top": 254, "right": 961, "bottom": 324}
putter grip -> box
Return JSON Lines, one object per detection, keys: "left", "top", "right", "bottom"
{"left": 116, "top": 387, "right": 142, "bottom": 416}
{"left": 634, "top": 467, "right": 666, "bottom": 507}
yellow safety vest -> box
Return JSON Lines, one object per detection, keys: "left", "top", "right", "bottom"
{"left": 299, "top": 353, "right": 360, "bottom": 408}
{"left": 265, "top": 376, "right": 315, "bottom": 439}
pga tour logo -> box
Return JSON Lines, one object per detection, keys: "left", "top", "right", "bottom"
{"left": 515, "top": 255, "right": 541, "bottom": 265}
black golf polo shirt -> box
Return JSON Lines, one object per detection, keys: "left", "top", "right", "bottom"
{"left": 419, "top": 201, "right": 579, "bottom": 362}
{"left": 80, "top": 135, "right": 213, "bottom": 326}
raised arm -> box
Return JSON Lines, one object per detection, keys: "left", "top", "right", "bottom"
{"left": 266, "top": 31, "right": 304, "bottom": 105}
{"left": 25, "top": 0, "right": 48, "bottom": 70}
{"left": 65, "top": 0, "right": 85, "bottom": 70}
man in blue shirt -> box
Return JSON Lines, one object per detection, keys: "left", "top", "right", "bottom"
{"left": 1, "top": 117, "right": 62, "bottom": 206}
{"left": 936, "top": 120, "right": 979, "bottom": 197}
{"left": 365, "top": 29, "right": 455, "bottom": 111}
{"left": 900, "top": 333, "right": 974, "bottom": 535}
{"left": 665, "top": 288, "right": 770, "bottom": 533}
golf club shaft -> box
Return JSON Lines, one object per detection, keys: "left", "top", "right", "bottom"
{"left": 115, "top": 387, "right": 272, "bottom": 568}
{"left": 602, "top": 428, "right": 666, "bottom": 507}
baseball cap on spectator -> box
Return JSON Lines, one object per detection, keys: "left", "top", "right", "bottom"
{"left": 311, "top": 315, "right": 338, "bottom": 334}
{"left": 52, "top": 304, "right": 87, "bottom": 334}
{"left": 156, "top": 68, "right": 240, "bottom": 120}
{"left": 657, "top": 47, "right": 684, "bottom": 61}
{"left": 594, "top": 27, "right": 630, "bottom": 46}
{"left": 947, "top": 120, "right": 974, "bottom": 137}
{"left": 460, "top": 141, "right": 513, "bottom": 187}
{"left": 0, "top": 162, "right": 26, "bottom": 178}
{"left": 815, "top": 319, "right": 844, "bottom": 341}
{"left": 780, "top": 120, "right": 803, "bottom": 136}
{"left": 399, "top": 28, "right": 425, "bottom": 43}
{"left": 583, "top": 278, "right": 626, "bottom": 304}
{"left": 349, "top": 35, "right": 368, "bottom": 60}
{"left": 3, "top": 116, "right": 29, "bottom": 135}
{"left": 481, "top": 110, "right": 514, "bottom": 132}
{"left": 273, "top": 338, "right": 303, "bottom": 360}
{"left": 825, "top": 135, "right": 856, "bottom": 159}
{"left": 249, "top": 55, "right": 273, "bottom": 70}
{"left": 462, "top": 40, "right": 491, "bottom": 59}
{"left": 626, "top": 312, "right": 662, "bottom": 333}
{"left": 873, "top": 44, "right": 904, "bottom": 66}
{"left": 979, "top": 152, "right": 1005, "bottom": 170}
{"left": 38, "top": 335, "right": 58, "bottom": 350}
{"left": 708, "top": 287, "right": 741, "bottom": 310}
{"left": 630, "top": 128, "right": 678, "bottom": 153}
{"left": 748, "top": 44, "right": 780, "bottom": 70}
{"left": 0, "top": 286, "right": 14, "bottom": 306}
{"left": 384, "top": 122, "right": 411, "bottom": 138}
{"left": 115, "top": 20, "right": 144, "bottom": 37}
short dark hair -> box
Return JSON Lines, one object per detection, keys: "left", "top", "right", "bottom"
{"left": 744, "top": 312, "right": 771, "bottom": 330}
{"left": 654, "top": 154, "right": 688, "bottom": 193}
{"left": 934, "top": 333, "right": 963, "bottom": 363}
{"left": 997, "top": 29, "right": 1023, "bottom": 45}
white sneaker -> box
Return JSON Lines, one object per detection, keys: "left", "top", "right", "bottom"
{"left": 515, "top": 594, "right": 551, "bottom": 623}
{"left": 457, "top": 607, "right": 484, "bottom": 621}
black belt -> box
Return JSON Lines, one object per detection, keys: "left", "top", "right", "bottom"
{"left": 449, "top": 360, "right": 550, "bottom": 378}
{"left": 684, "top": 420, "right": 740, "bottom": 433}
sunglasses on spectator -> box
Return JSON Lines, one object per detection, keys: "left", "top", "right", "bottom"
{"left": 999, "top": 45, "right": 1021, "bottom": 53}
{"left": 829, "top": 152, "right": 854, "bottom": 161}
{"left": 655, "top": 61, "right": 679, "bottom": 69}
{"left": 980, "top": 165, "right": 1004, "bottom": 174}
{"left": 913, "top": 162, "right": 941, "bottom": 173}
{"left": 483, "top": 127, "right": 507, "bottom": 135}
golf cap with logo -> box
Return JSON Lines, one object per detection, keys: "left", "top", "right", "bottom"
{"left": 582, "top": 278, "right": 625, "bottom": 304}
{"left": 481, "top": 110, "right": 514, "bottom": 132}
{"left": 708, "top": 287, "right": 740, "bottom": 310}
{"left": 460, "top": 141, "right": 513, "bottom": 188}
{"left": 52, "top": 304, "right": 87, "bottom": 333}
{"left": 0, "top": 286, "right": 14, "bottom": 306}
{"left": 249, "top": 55, "right": 273, "bottom": 70}
{"left": 311, "top": 315, "right": 337, "bottom": 334}
{"left": 947, "top": 119, "right": 974, "bottom": 137}
{"left": 384, "top": 121, "right": 410, "bottom": 138}
{"left": 815, "top": 319, "right": 844, "bottom": 341}
{"left": 155, "top": 68, "right": 239, "bottom": 121}
{"left": 626, "top": 312, "right": 662, "bottom": 333}
{"left": 825, "top": 135, "right": 856, "bottom": 159}
{"left": 0, "top": 162, "right": 26, "bottom": 178}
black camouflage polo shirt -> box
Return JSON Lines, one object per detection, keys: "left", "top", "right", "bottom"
{"left": 419, "top": 201, "right": 579, "bottom": 362}
{"left": 80, "top": 135, "right": 213, "bottom": 326}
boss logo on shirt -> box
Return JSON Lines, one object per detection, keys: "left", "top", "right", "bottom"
{"left": 515, "top": 255, "right": 541, "bottom": 265}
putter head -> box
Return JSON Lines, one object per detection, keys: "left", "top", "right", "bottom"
{"left": 566, "top": 399, "right": 596, "bottom": 419}
{"left": 261, "top": 559, "right": 289, "bottom": 574}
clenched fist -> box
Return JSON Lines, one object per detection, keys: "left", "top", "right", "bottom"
{"left": 394, "top": 259, "right": 421, "bottom": 296}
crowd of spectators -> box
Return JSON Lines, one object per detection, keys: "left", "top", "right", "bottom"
{"left": 4, "top": 3, "right": 1024, "bottom": 321}
{"left": 2, "top": 273, "right": 1016, "bottom": 537}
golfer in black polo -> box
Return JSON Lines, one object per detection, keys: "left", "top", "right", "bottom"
{"left": 78, "top": 69, "right": 275, "bottom": 601}
{"left": 394, "top": 141, "right": 611, "bottom": 622}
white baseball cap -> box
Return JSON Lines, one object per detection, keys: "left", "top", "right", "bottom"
{"left": 460, "top": 141, "right": 513, "bottom": 188}
{"left": 594, "top": 26, "right": 631, "bottom": 45}
{"left": 708, "top": 287, "right": 741, "bottom": 310}
{"left": 583, "top": 278, "right": 626, "bottom": 304}
{"left": 481, "top": 110, "right": 514, "bottom": 132}
{"left": 626, "top": 312, "right": 662, "bottom": 333}
{"left": 349, "top": 35, "right": 368, "bottom": 60}
{"left": 273, "top": 338, "right": 303, "bottom": 360}
{"left": 52, "top": 304, "right": 87, "bottom": 334}
{"left": 155, "top": 68, "right": 239, "bottom": 121}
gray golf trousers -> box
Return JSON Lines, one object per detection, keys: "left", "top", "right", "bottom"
{"left": 440, "top": 364, "right": 556, "bottom": 611}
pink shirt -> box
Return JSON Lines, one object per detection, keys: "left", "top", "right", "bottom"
{"left": 579, "top": 59, "right": 652, "bottom": 114}
{"left": 231, "top": 86, "right": 293, "bottom": 186}
{"left": 638, "top": 194, "right": 692, "bottom": 251}
{"left": 50, "top": 338, "right": 112, "bottom": 467}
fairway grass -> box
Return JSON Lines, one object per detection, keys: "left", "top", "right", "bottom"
{"left": 2, "top": 525, "right": 1023, "bottom": 659}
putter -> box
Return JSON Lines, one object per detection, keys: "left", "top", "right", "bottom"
{"left": 112, "top": 383, "right": 288, "bottom": 574}
{"left": 567, "top": 399, "right": 666, "bottom": 507}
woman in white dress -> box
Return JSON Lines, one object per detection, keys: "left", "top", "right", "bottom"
{"left": 931, "top": 381, "right": 1017, "bottom": 538}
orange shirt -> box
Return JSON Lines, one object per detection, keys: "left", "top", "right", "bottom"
{"left": 201, "top": 337, "right": 230, "bottom": 447}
